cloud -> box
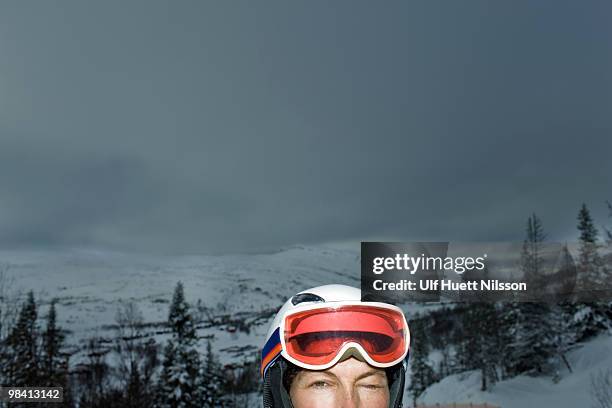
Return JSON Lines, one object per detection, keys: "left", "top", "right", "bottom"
{"left": 0, "top": 1, "right": 611, "bottom": 253}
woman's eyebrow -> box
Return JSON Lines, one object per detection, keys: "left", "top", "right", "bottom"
{"left": 354, "top": 370, "right": 386, "bottom": 382}
{"left": 299, "top": 371, "right": 338, "bottom": 382}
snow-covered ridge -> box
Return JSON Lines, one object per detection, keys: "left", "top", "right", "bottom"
{"left": 0, "top": 245, "right": 360, "bottom": 364}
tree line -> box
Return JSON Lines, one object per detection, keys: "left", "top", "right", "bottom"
{"left": 0, "top": 281, "right": 259, "bottom": 407}
{"left": 408, "top": 203, "right": 612, "bottom": 406}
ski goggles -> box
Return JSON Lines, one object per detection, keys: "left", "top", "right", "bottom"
{"left": 261, "top": 302, "right": 410, "bottom": 376}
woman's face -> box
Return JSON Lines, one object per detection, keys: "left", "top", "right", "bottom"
{"left": 289, "top": 358, "right": 390, "bottom": 408}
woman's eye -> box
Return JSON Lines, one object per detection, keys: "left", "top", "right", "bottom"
{"left": 310, "top": 381, "right": 330, "bottom": 388}
{"left": 360, "top": 383, "right": 384, "bottom": 390}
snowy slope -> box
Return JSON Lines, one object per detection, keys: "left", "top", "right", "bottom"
{"left": 0, "top": 245, "right": 361, "bottom": 364}
{"left": 0, "top": 245, "right": 445, "bottom": 369}
{"left": 417, "top": 334, "right": 612, "bottom": 408}
{"left": 4, "top": 245, "right": 603, "bottom": 407}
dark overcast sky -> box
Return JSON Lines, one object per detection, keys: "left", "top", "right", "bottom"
{"left": 1, "top": 1, "right": 611, "bottom": 254}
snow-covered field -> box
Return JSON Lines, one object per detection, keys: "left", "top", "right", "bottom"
{"left": 418, "top": 333, "right": 612, "bottom": 408}
{"left": 1, "top": 245, "right": 362, "bottom": 364}
{"left": 2, "top": 245, "right": 607, "bottom": 407}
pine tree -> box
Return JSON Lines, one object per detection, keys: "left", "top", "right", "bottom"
{"left": 157, "top": 282, "right": 202, "bottom": 408}
{"left": 458, "top": 265, "right": 503, "bottom": 388}
{"left": 503, "top": 216, "right": 555, "bottom": 375}
{"left": 579, "top": 203, "right": 599, "bottom": 244}
{"left": 549, "top": 303, "right": 574, "bottom": 379}
{"left": 5, "top": 291, "right": 40, "bottom": 387}
{"left": 459, "top": 302, "right": 501, "bottom": 390}
{"left": 40, "top": 300, "right": 72, "bottom": 407}
{"left": 408, "top": 318, "right": 435, "bottom": 407}
{"left": 497, "top": 298, "right": 518, "bottom": 376}
{"left": 605, "top": 200, "right": 612, "bottom": 244}
{"left": 158, "top": 341, "right": 176, "bottom": 404}
{"left": 571, "top": 204, "right": 611, "bottom": 339}
{"left": 576, "top": 203, "right": 606, "bottom": 298}
{"left": 42, "top": 301, "right": 67, "bottom": 386}
{"left": 521, "top": 213, "right": 546, "bottom": 289}
{"left": 566, "top": 301, "right": 611, "bottom": 343}
{"left": 199, "top": 340, "right": 225, "bottom": 407}
{"left": 505, "top": 302, "right": 554, "bottom": 375}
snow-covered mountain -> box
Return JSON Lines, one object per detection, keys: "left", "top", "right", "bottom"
{"left": 1, "top": 245, "right": 361, "bottom": 364}
{"left": 3, "top": 245, "right": 608, "bottom": 407}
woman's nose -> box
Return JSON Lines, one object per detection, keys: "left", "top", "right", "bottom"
{"left": 338, "top": 388, "right": 360, "bottom": 408}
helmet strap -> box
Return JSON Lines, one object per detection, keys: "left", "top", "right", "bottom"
{"left": 264, "top": 359, "right": 294, "bottom": 408}
{"left": 387, "top": 357, "right": 408, "bottom": 408}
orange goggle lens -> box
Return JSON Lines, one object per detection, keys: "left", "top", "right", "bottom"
{"left": 283, "top": 305, "right": 408, "bottom": 368}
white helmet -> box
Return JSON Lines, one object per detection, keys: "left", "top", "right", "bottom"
{"left": 261, "top": 284, "right": 410, "bottom": 408}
